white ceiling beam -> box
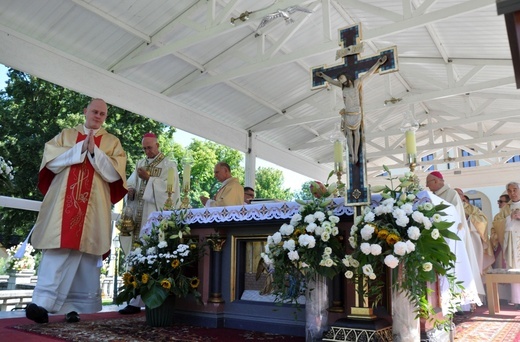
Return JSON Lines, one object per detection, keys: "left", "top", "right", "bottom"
{"left": 71, "top": 0, "right": 151, "bottom": 43}
{"left": 362, "top": 0, "right": 496, "bottom": 40}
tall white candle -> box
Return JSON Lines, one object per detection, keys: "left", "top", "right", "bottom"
{"left": 182, "top": 164, "right": 191, "bottom": 191}
{"left": 334, "top": 140, "right": 343, "bottom": 164}
{"left": 167, "top": 168, "right": 175, "bottom": 191}
{"left": 405, "top": 130, "right": 417, "bottom": 155}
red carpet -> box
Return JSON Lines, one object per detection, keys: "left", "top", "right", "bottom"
{"left": 453, "top": 304, "right": 520, "bottom": 342}
{"left": 3, "top": 311, "right": 304, "bottom": 341}
{"left": 2, "top": 304, "right": 520, "bottom": 341}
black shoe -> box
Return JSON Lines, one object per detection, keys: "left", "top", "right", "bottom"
{"left": 118, "top": 305, "right": 141, "bottom": 315}
{"left": 65, "top": 311, "right": 80, "bottom": 323}
{"left": 25, "top": 303, "right": 49, "bottom": 324}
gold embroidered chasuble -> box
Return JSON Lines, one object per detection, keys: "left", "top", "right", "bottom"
{"left": 32, "top": 125, "right": 127, "bottom": 255}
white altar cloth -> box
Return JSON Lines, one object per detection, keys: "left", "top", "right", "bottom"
{"left": 141, "top": 198, "right": 355, "bottom": 236}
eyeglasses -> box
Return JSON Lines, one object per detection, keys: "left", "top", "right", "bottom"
{"left": 497, "top": 200, "right": 506, "bottom": 203}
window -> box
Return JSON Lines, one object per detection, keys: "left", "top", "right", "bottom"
{"left": 461, "top": 150, "right": 476, "bottom": 168}
{"left": 421, "top": 154, "right": 434, "bottom": 171}
{"left": 507, "top": 155, "right": 520, "bottom": 163}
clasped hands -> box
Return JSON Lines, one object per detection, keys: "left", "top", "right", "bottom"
{"left": 511, "top": 209, "right": 520, "bottom": 220}
{"left": 81, "top": 130, "right": 96, "bottom": 155}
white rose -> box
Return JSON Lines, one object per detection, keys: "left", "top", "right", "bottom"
{"left": 370, "top": 244, "right": 382, "bottom": 256}
{"left": 364, "top": 212, "right": 375, "bottom": 222}
{"left": 431, "top": 229, "right": 440, "bottom": 240}
{"left": 272, "top": 232, "right": 282, "bottom": 244}
{"left": 314, "top": 211, "right": 326, "bottom": 222}
{"left": 393, "top": 241, "right": 408, "bottom": 256}
{"left": 360, "top": 242, "right": 371, "bottom": 255}
{"left": 306, "top": 222, "right": 317, "bottom": 233}
{"left": 283, "top": 239, "right": 295, "bottom": 251}
{"left": 288, "top": 250, "right": 299, "bottom": 261}
{"left": 345, "top": 270, "right": 354, "bottom": 279}
{"left": 304, "top": 214, "right": 316, "bottom": 224}
{"left": 422, "top": 262, "right": 433, "bottom": 272}
{"left": 324, "top": 247, "right": 332, "bottom": 255}
{"left": 321, "top": 232, "right": 331, "bottom": 242}
{"left": 407, "top": 226, "right": 421, "bottom": 240}
{"left": 384, "top": 254, "right": 399, "bottom": 268}
{"left": 369, "top": 273, "right": 377, "bottom": 280}
{"left": 406, "top": 240, "right": 416, "bottom": 253}
{"left": 362, "top": 264, "right": 374, "bottom": 276}
{"left": 329, "top": 215, "right": 340, "bottom": 224}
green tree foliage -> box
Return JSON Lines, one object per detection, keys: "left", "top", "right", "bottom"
{"left": 179, "top": 140, "right": 244, "bottom": 208}
{"left": 254, "top": 167, "right": 292, "bottom": 201}
{"left": 293, "top": 180, "right": 314, "bottom": 201}
{"left": 0, "top": 69, "right": 172, "bottom": 247}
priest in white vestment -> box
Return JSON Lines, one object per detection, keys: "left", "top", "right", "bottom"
{"left": 25, "top": 99, "right": 127, "bottom": 324}
{"left": 426, "top": 171, "right": 484, "bottom": 311}
{"left": 119, "top": 132, "right": 180, "bottom": 315}
{"left": 425, "top": 192, "right": 482, "bottom": 314}
{"left": 491, "top": 181, "right": 520, "bottom": 307}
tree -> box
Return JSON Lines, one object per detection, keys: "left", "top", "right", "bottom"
{"left": 178, "top": 140, "right": 244, "bottom": 208}
{"left": 293, "top": 181, "right": 314, "bottom": 201}
{"left": 0, "top": 69, "right": 173, "bottom": 247}
{"left": 255, "top": 167, "right": 292, "bottom": 201}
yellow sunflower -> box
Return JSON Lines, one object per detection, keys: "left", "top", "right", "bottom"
{"left": 171, "top": 259, "right": 180, "bottom": 268}
{"left": 386, "top": 233, "right": 400, "bottom": 245}
{"left": 141, "top": 273, "right": 149, "bottom": 284}
{"left": 190, "top": 277, "right": 200, "bottom": 288}
{"left": 161, "top": 279, "right": 172, "bottom": 289}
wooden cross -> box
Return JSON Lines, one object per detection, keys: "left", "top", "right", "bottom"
{"left": 311, "top": 23, "right": 398, "bottom": 206}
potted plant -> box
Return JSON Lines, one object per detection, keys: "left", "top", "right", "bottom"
{"left": 115, "top": 209, "right": 205, "bottom": 326}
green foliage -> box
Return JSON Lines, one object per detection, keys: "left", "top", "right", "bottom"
{"left": 293, "top": 181, "right": 314, "bottom": 201}
{"left": 255, "top": 167, "right": 292, "bottom": 201}
{"left": 261, "top": 185, "right": 343, "bottom": 306}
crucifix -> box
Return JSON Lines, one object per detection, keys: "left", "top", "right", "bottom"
{"left": 311, "top": 23, "right": 398, "bottom": 206}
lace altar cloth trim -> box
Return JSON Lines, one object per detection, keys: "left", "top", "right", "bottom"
{"left": 141, "top": 191, "right": 433, "bottom": 236}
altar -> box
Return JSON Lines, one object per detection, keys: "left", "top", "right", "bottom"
{"left": 140, "top": 195, "right": 452, "bottom": 340}
{"left": 141, "top": 199, "right": 354, "bottom": 336}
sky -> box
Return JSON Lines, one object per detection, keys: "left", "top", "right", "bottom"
{"left": 0, "top": 64, "right": 310, "bottom": 192}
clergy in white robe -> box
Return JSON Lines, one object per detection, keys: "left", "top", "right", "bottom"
{"left": 119, "top": 132, "right": 180, "bottom": 315}
{"left": 426, "top": 171, "right": 485, "bottom": 307}
{"left": 491, "top": 181, "right": 520, "bottom": 305}
{"left": 126, "top": 133, "right": 180, "bottom": 239}
{"left": 26, "top": 99, "right": 127, "bottom": 324}
{"left": 426, "top": 193, "right": 482, "bottom": 315}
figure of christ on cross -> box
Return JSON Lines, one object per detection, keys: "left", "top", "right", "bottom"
{"left": 316, "top": 55, "right": 386, "bottom": 165}
{"left": 311, "top": 24, "right": 397, "bottom": 205}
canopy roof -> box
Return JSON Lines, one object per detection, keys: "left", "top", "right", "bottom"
{"left": 0, "top": 0, "right": 518, "bottom": 187}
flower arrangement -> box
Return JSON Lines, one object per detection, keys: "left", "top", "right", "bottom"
{"left": 343, "top": 167, "right": 461, "bottom": 322}
{"left": 115, "top": 209, "right": 205, "bottom": 309}
{"left": 5, "top": 242, "right": 36, "bottom": 273}
{"left": 260, "top": 181, "right": 344, "bottom": 305}
{"left": 0, "top": 156, "right": 14, "bottom": 192}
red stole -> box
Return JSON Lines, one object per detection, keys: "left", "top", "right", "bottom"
{"left": 59, "top": 133, "right": 101, "bottom": 249}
